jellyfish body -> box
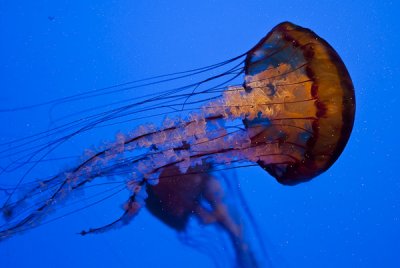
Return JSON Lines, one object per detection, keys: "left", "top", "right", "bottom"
{"left": 243, "top": 22, "right": 355, "bottom": 184}
{"left": 146, "top": 163, "right": 264, "bottom": 267}
{"left": 0, "top": 21, "right": 355, "bottom": 266}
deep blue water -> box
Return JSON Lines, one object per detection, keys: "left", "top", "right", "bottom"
{"left": 0, "top": 1, "right": 399, "bottom": 267}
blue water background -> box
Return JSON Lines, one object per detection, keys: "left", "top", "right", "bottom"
{"left": 0, "top": 1, "right": 399, "bottom": 267}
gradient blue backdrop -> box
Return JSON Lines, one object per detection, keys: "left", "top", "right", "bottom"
{"left": 0, "top": 1, "right": 399, "bottom": 267}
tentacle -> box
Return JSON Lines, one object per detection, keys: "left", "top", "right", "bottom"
{"left": 80, "top": 181, "right": 147, "bottom": 235}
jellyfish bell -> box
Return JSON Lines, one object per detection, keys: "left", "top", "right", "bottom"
{"left": 243, "top": 22, "right": 355, "bottom": 185}
{"left": 146, "top": 163, "right": 267, "bottom": 267}
{"left": 145, "top": 164, "right": 210, "bottom": 231}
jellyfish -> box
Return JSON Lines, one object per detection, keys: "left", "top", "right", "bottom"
{"left": 0, "top": 21, "right": 355, "bottom": 266}
{"left": 146, "top": 163, "right": 270, "bottom": 267}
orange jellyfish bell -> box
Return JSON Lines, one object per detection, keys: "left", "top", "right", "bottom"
{"left": 243, "top": 22, "right": 355, "bottom": 185}
{"left": 145, "top": 163, "right": 264, "bottom": 267}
